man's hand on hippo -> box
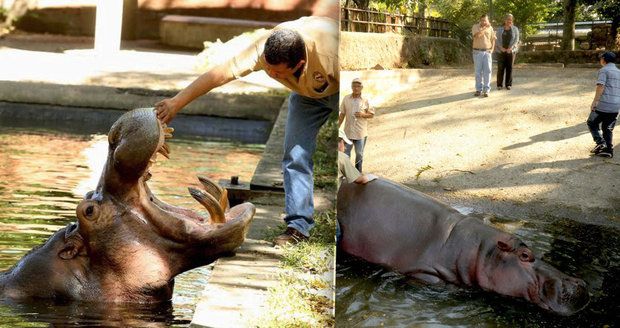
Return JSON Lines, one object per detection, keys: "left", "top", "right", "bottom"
{"left": 155, "top": 98, "right": 181, "bottom": 124}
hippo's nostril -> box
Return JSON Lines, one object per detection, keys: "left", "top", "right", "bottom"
{"left": 86, "top": 205, "right": 94, "bottom": 217}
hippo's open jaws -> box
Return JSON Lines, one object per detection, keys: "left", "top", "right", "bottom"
{"left": 0, "top": 108, "right": 255, "bottom": 303}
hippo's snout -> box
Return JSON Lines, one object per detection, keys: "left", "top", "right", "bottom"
{"left": 542, "top": 276, "right": 590, "bottom": 316}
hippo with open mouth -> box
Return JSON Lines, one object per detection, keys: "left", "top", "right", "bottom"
{"left": 0, "top": 108, "right": 255, "bottom": 302}
{"left": 338, "top": 178, "right": 590, "bottom": 316}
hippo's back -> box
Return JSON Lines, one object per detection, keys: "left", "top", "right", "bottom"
{"left": 338, "top": 178, "right": 463, "bottom": 271}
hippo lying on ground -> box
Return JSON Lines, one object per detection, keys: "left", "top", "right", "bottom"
{"left": 337, "top": 178, "right": 590, "bottom": 316}
{"left": 0, "top": 108, "right": 254, "bottom": 302}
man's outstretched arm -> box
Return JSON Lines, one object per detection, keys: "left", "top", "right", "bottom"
{"left": 156, "top": 64, "right": 236, "bottom": 123}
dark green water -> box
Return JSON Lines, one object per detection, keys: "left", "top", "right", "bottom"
{"left": 0, "top": 127, "right": 263, "bottom": 327}
{"left": 336, "top": 210, "right": 620, "bottom": 327}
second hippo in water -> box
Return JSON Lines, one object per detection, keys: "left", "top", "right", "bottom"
{"left": 338, "top": 178, "right": 590, "bottom": 316}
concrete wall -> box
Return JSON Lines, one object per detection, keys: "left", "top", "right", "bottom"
{"left": 517, "top": 50, "right": 620, "bottom": 65}
{"left": 340, "top": 31, "right": 468, "bottom": 70}
{"left": 10, "top": 0, "right": 337, "bottom": 39}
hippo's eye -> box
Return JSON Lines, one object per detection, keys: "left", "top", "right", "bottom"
{"left": 519, "top": 250, "right": 535, "bottom": 263}
{"left": 77, "top": 200, "right": 100, "bottom": 221}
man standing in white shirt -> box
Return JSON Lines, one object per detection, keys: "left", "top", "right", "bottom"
{"left": 338, "top": 78, "right": 375, "bottom": 172}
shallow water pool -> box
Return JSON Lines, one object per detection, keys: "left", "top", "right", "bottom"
{"left": 336, "top": 212, "right": 619, "bottom": 327}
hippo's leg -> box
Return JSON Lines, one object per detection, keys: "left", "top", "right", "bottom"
{"left": 411, "top": 272, "right": 443, "bottom": 284}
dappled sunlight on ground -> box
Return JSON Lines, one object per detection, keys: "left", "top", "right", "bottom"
{"left": 360, "top": 67, "right": 619, "bottom": 214}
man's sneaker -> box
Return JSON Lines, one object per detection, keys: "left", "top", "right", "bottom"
{"left": 506, "top": 86, "right": 512, "bottom": 90}
{"left": 273, "top": 227, "right": 308, "bottom": 246}
{"left": 595, "top": 148, "right": 613, "bottom": 158}
{"left": 497, "top": 86, "right": 503, "bottom": 90}
{"left": 474, "top": 91, "right": 481, "bottom": 97}
{"left": 482, "top": 92, "right": 489, "bottom": 97}
{"left": 590, "top": 143, "right": 606, "bottom": 154}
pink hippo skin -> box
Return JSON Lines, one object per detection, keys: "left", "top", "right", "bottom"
{"left": 338, "top": 178, "right": 590, "bottom": 316}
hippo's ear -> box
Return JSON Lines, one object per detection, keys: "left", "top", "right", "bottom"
{"left": 497, "top": 240, "right": 514, "bottom": 252}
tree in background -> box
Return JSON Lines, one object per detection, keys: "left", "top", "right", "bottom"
{"left": 562, "top": 0, "right": 578, "bottom": 50}
{"left": 581, "top": 0, "right": 620, "bottom": 49}
{"left": 429, "top": 0, "right": 557, "bottom": 40}
{"left": 492, "top": 0, "right": 559, "bottom": 40}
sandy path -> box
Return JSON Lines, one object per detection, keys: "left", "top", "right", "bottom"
{"left": 358, "top": 67, "right": 619, "bottom": 220}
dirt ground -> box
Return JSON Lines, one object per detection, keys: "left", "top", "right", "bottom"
{"left": 357, "top": 67, "right": 619, "bottom": 223}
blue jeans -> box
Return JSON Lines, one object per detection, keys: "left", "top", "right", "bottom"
{"left": 344, "top": 137, "right": 367, "bottom": 172}
{"left": 587, "top": 110, "right": 618, "bottom": 149}
{"left": 283, "top": 92, "right": 339, "bottom": 237}
{"left": 473, "top": 50, "right": 492, "bottom": 93}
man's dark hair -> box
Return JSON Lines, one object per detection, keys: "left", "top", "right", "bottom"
{"left": 600, "top": 51, "right": 617, "bottom": 64}
{"left": 264, "top": 29, "right": 306, "bottom": 68}
{"left": 480, "top": 14, "right": 488, "bottom": 19}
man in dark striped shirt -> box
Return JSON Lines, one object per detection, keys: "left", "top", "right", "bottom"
{"left": 588, "top": 52, "right": 620, "bottom": 158}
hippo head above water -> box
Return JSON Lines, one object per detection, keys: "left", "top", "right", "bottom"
{"left": 477, "top": 236, "right": 590, "bottom": 316}
{"left": 0, "top": 108, "right": 255, "bottom": 302}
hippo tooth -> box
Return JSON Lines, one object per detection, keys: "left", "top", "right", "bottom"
{"left": 188, "top": 187, "right": 225, "bottom": 224}
{"left": 164, "top": 127, "right": 174, "bottom": 135}
{"left": 158, "top": 147, "right": 170, "bottom": 159}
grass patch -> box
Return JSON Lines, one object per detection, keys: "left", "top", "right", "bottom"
{"left": 258, "top": 115, "right": 337, "bottom": 327}
{"left": 313, "top": 111, "right": 338, "bottom": 191}
{"left": 415, "top": 164, "right": 433, "bottom": 181}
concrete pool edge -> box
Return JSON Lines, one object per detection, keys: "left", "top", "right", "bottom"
{"left": 0, "top": 80, "right": 285, "bottom": 122}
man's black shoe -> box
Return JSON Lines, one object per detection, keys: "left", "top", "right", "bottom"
{"left": 474, "top": 91, "right": 481, "bottom": 97}
{"left": 596, "top": 149, "right": 613, "bottom": 158}
{"left": 590, "top": 143, "right": 606, "bottom": 154}
{"left": 273, "top": 227, "right": 309, "bottom": 246}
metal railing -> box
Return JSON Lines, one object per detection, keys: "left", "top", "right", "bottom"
{"left": 340, "top": 7, "right": 453, "bottom": 38}
{"left": 525, "top": 20, "right": 613, "bottom": 51}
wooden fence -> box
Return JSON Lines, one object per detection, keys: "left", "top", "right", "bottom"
{"left": 340, "top": 7, "right": 453, "bottom": 38}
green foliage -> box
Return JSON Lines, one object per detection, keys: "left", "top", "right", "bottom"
{"left": 492, "top": 0, "right": 559, "bottom": 38}
{"left": 258, "top": 211, "right": 336, "bottom": 328}
{"left": 364, "top": 0, "right": 559, "bottom": 39}
{"left": 312, "top": 111, "right": 338, "bottom": 191}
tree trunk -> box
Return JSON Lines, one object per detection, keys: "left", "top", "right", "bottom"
{"left": 419, "top": 0, "right": 427, "bottom": 18}
{"left": 352, "top": 0, "right": 370, "bottom": 10}
{"left": 562, "top": 0, "right": 577, "bottom": 51}
{"left": 611, "top": 15, "right": 619, "bottom": 50}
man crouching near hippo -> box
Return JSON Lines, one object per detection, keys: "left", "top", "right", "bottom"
{"left": 337, "top": 175, "right": 590, "bottom": 316}
{"left": 156, "top": 16, "right": 339, "bottom": 246}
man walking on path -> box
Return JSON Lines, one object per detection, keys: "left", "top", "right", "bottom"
{"left": 338, "top": 78, "right": 375, "bottom": 172}
{"left": 471, "top": 14, "right": 496, "bottom": 97}
{"left": 155, "top": 16, "right": 339, "bottom": 245}
{"left": 588, "top": 51, "right": 620, "bottom": 158}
